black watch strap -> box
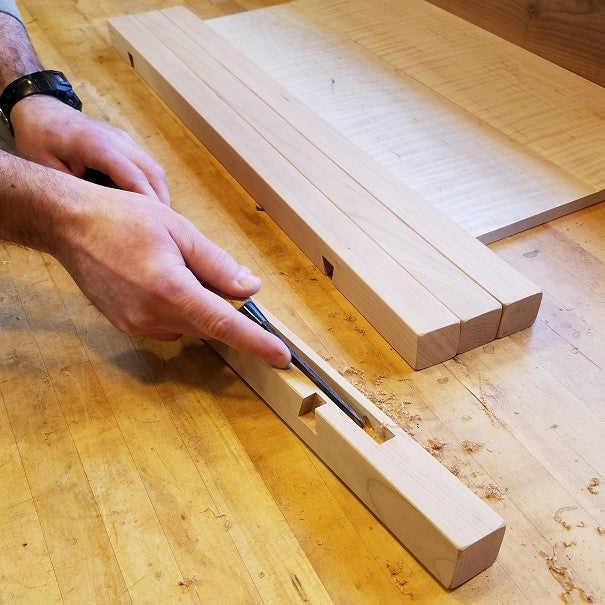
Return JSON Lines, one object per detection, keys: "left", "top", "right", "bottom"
{"left": 0, "top": 70, "right": 82, "bottom": 134}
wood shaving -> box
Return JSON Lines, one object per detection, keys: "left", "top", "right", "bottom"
{"left": 425, "top": 438, "right": 446, "bottom": 458}
{"left": 554, "top": 507, "right": 576, "bottom": 531}
{"left": 587, "top": 477, "right": 600, "bottom": 495}
{"left": 539, "top": 543, "right": 594, "bottom": 603}
{"left": 484, "top": 484, "right": 503, "bottom": 500}
{"left": 461, "top": 439, "right": 483, "bottom": 453}
{"left": 386, "top": 561, "right": 413, "bottom": 596}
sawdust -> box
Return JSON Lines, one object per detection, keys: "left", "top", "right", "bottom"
{"left": 539, "top": 543, "right": 594, "bottom": 603}
{"left": 386, "top": 561, "right": 413, "bottom": 596}
{"left": 483, "top": 484, "right": 503, "bottom": 500}
{"left": 340, "top": 367, "right": 417, "bottom": 434}
{"left": 461, "top": 439, "right": 483, "bottom": 453}
{"left": 597, "top": 526, "right": 604, "bottom": 536}
{"left": 425, "top": 438, "right": 446, "bottom": 459}
{"left": 554, "top": 507, "right": 577, "bottom": 531}
{"left": 177, "top": 575, "right": 198, "bottom": 587}
{"left": 587, "top": 477, "right": 600, "bottom": 495}
{"left": 202, "top": 506, "right": 233, "bottom": 529}
{"left": 289, "top": 573, "right": 309, "bottom": 603}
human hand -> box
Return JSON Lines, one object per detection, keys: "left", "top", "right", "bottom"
{"left": 10, "top": 94, "right": 170, "bottom": 203}
{"left": 53, "top": 179, "right": 291, "bottom": 367}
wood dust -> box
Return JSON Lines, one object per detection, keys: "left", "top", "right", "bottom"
{"left": 461, "top": 439, "right": 483, "bottom": 453}
{"left": 539, "top": 543, "right": 594, "bottom": 604}
{"left": 483, "top": 484, "right": 503, "bottom": 500}
{"left": 386, "top": 561, "right": 413, "bottom": 597}
{"left": 587, "top": 477, "right": 600, "bottom": 495}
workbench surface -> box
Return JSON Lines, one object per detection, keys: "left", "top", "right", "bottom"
{"left": 1, "top": 1, "right": 603, "bottom": 603}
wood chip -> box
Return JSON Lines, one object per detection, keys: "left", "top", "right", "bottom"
{"left": 587, "top": 477, "right": 600, "bottom": 495}
{"left": 484, "top": 484, "right": 503, "bottom": 500}
{"left": 554, "top": 506, "right": 577, "bottom": 531}
{"left": 539, "top": 543, "right": 594, "bottom": 603}
{"left": 461, "top": 439, "right": 483, "bottom": 453}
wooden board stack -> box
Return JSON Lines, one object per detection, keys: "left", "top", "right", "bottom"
{"left": 109, "top": 6, "right": 543, "bottom": 370}
{"left": 209, "top": 304, "right": 506, "bottom": 588}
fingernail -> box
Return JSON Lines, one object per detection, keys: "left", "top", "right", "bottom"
{"left": 236, "top": 266, "right": 261, "bottom": 290}
{"left": 274, "top": 344, "right": 292, "bottom": 369}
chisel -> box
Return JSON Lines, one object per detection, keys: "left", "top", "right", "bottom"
{"left": 239, "top": 300, "right": 366, "bottom": 429}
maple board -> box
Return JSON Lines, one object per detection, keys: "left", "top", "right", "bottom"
{"left": 206, "top": 0, "right": 604, "bottom": 243}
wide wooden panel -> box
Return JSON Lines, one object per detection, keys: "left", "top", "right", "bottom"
{"left": 207, "top": 0, "right": 604, "bottom": 242}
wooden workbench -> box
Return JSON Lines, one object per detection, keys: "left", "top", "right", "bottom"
{"left": 1, "top": 1, "right": 603, "bottom": 603}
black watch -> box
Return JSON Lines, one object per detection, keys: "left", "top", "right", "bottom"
{"left": 0, "top": 70, "right": 82, "bottom": 134}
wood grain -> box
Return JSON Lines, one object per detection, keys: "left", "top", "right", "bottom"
{"left": 0, "top": 0, "right": 603, "bottom": 602}
{"left": 208, "top": 0, "right": 604, "bottom": 242}
{"left": 209, "top": 304, "right": 505, "bottom": 588}
{"left": 424, "top": 0, "right": 605, "bottom": 87}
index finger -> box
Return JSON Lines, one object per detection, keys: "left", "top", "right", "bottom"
{"left": 176, "top": 272, "right": 291, "bottom": 368}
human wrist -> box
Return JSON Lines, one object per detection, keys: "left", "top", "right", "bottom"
{"left": 9, "top": 93, "right": 68, "bottom": 135}
{"left": 0, "top": 150, "right": 90, "bottom": 256}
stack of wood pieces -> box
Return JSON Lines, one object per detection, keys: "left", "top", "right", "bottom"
{"left": 109, "top": 6, "right": 544, "bottom": 370}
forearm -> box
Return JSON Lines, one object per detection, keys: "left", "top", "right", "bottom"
{"left": 0, "top": 10, "right": 41, "bottom": 90}
{"left": 0, "top": 148, "right": 78, "bottom": 254}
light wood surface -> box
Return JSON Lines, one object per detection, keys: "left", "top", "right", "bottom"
{"left": 1, "top": 1, "right": 604, "bottom": 603}
{"left": 207, "top": 0, "right": 605, "bottom": 243}
{"left": 210, "top": 305, "right": 505, "bottom": 589}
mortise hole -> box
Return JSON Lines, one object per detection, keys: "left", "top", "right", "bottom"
{"left": 298, "top": 393, "right": 324, "bottom": 434}
{"left": 298, "top": 392, "right": 396, "bottom": 445}
{"left": 364, "top": 423, "right": 396, "bottom": 445}
{"left": 322, "top": 256, "right": 334, "bottom": 278}
{"left": 127, "top": 51, "right": 134, "bottom": 68}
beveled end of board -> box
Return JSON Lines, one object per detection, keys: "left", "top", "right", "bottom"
{"left": 457, "top": 306, "right": 502, "bottom": 354}
{"left": 497, "top": 290, "right": 543, "bottom": 338}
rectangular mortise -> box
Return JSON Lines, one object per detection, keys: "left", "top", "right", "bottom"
{"left": 322, "top": 256, "right": 334, "bottom": 278}
{"left": 298, "top": 393, "right": 324, "bottom": 434}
